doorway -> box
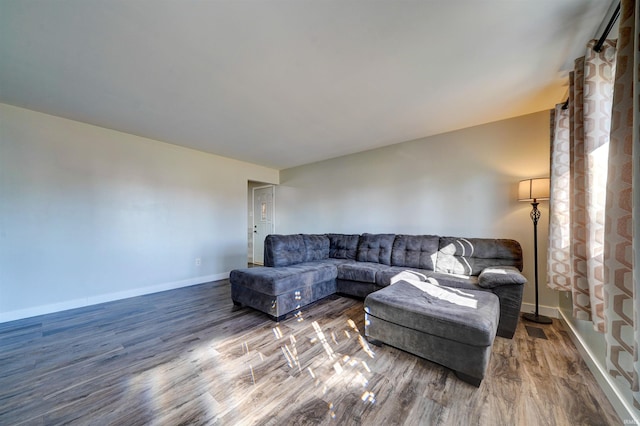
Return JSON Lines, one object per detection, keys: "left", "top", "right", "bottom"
{"left": 250, "top": 184, "right": 275, "bottom": 265}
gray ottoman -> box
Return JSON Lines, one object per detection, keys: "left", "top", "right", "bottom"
{"left": 364, "top": 279, "right": 500, "bottom": 386}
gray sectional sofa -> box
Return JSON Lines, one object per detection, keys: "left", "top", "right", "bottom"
{"left": 230, "top": 233, "right": 526, "bottom": 339}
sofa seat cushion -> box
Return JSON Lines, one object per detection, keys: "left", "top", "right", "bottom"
{"left": 229, "top": 262, "right": 337, "bottom": 296}
{"left": 337, "top": 262, "right": 390, "bottom": 283}
{"left": 424, "top": 271, "right": 480, "bottom": 291}
{"left": 375, "top": 267, "right": 431, "bottom": 286}
{"left": 365, "top": 280, "right": 499, "bottom": 346}
{"left": 319, "top": 258, "right": 358, "bottom": 266}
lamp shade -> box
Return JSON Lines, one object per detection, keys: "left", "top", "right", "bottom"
{"left": 518, "top": 178, "right": 550, "bottom": 201}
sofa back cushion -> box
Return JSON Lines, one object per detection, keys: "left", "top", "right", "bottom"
{"left": 264, "top": 234, "right": 305, "bottom": 267}
{"left": 327, "top": 234, "right": 360, "bottom": 260}
{"left": 435, "top": 237, "right": 523, "bottom": 276}
{"left": 391, "top": 234, "right": 439, "bottom": 270}
{"left": 356, "top": 233, "right": 395, "bottom": 265}
{"left": 303, "top": 234, "right": 330, "bottom": 262}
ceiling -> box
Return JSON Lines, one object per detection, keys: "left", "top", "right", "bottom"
{"left": 0, "top": 0, "right": 615, "bottom": 170}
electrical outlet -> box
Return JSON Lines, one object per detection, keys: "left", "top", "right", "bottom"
{"left": 195, "top": 257, "right": 201, "bottom": 266}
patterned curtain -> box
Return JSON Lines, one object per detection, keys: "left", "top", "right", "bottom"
{"left": 603, "top": 0, "right": 638, "bottom": 408}
{"left": 549, "top": 0, "right": 638, "bottom": 407}
{"left": 547, "top": 39, "right": 617, "bottom": 333}
{"left": 547, "top": 106, "right": 571, "bottom": 289}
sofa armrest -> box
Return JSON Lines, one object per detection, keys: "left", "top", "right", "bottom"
{"left": 478, "top": 266, "right": 527, "bottom": 289}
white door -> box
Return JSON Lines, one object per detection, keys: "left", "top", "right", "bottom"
{"left": 253, "top": 185, "right": 275, "bottom": 265}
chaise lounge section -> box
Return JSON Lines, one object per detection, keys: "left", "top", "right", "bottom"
{"left": 230, "top": 233, "right": 526, "bottom": 339}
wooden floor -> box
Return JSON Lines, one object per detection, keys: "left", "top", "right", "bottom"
{"left": 0, "top": 280, "right": 621, "bottom": 425}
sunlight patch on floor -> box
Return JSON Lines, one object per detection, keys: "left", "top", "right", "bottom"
{"left": 125, "top": 303, "right": 380, "bottom": 422}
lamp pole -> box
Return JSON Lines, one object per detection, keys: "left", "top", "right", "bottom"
{"left": 523, "top": 199, "right": 552, "bottom": 324}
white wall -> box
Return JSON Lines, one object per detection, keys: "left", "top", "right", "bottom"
{"left": 276, "top": 111, "right": 556, "bottom": 311}
{"left": 0, "top": 104, "right": 278, "bottom": 322}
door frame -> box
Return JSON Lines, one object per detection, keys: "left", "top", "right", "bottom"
{"left": 252, "top": 184, "right": 275, "bottom": 265}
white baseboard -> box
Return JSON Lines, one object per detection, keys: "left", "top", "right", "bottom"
{"left": 520, "top": 302, "right": 559, "bottom": 319}
{"left": 0, "top": 272, "right": 229, "bottom": 324}
{"left": 558, "top": 310, "right": 640, "bottom": 425}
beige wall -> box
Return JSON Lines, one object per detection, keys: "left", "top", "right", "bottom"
{"left": 0, "top": 103, "right": 279, "bottom": 321}
{"left": 0, "top": 103, "right": 558, "bottom": 320}
{"left": 276, "top": 111, "right": 557, "bottom": 312}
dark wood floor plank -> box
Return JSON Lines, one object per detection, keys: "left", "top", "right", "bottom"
{"left": 0, "top": 280, "right": 622, "bottom": 425}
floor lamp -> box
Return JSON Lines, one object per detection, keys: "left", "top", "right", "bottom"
{"left": 518, "top": 178, "right": 552, "bottom": 324}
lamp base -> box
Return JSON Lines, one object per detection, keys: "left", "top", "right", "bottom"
{"left": 523, "top": 312, "right": 552, "bottom": 324}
